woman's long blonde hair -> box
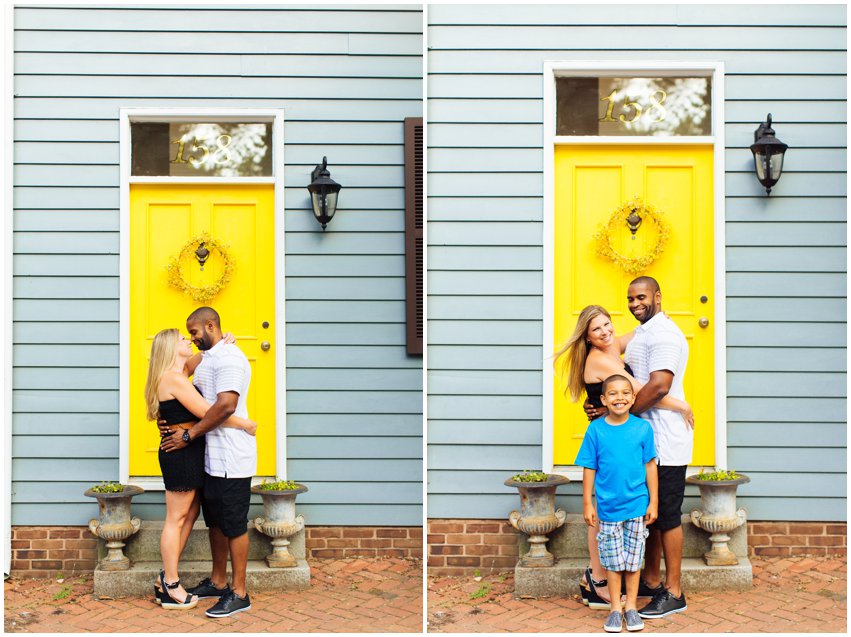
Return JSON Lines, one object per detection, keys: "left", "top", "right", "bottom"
{"left": 144, "top": 328, "right": 180, "bottom": 421}
{"left": 553, "top": 305, "right": 612, "bottom": 402}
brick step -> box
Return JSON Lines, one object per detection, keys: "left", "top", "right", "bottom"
{"left": 93, "top": 559, "right": 310, "bottom": 598}
{"left": 515, "top": 557, "right": 753, "bottom": 596}
{"left": 521, "top": 514, "right": 747, "bottom": 560}
{"left": 101, "top": 520, "right": 305, "bottom": 563}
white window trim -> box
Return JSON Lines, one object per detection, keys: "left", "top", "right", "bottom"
{"left": 129, "top": 177, "right": 276, "bottom": 185}
{"left": 119, "top": 107, "right": 288, "bottom": 487}
{"left": 541, "top": 61, "right": 728, "bottom": 478}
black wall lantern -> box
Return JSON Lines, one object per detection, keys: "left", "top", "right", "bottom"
{"left": 307, "top": 156, "right": 342, "bottom": 230}
{"left": 750, "top": 113, "right": 788, "bottom": 195}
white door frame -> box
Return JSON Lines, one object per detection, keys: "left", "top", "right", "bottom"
{"left": 541, "top": 61, "right": 728, "bottom": 478}
{"left": 119, "top": 108, "right": 288, "bottom": 488}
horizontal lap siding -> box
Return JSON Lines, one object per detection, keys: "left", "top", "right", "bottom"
{"left": 12, "top": 5, "right": 423, "bottom": 526}
{"left": 427, "top": 5, "right": 847, "bottom": 521}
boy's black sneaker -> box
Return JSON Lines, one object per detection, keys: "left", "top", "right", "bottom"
{"left": 186, "top": 578, "right": 231, "bottom": 600}
{"left": 637, "top": 579, "right": 665, "bottom": 598}
{"left": 637, "top": 589, "right": 687, "bottom": 619}
{"left": 205, "top": 590, "right": 251, "bottom": 618}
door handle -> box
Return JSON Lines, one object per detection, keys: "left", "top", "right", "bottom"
{"left": 261, "top": 341, "right": 271, "bottom": 351}
{"left": 698, "top": 317, "right": 709, "bottom": 328}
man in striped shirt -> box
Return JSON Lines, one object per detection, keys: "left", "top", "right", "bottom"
{"left": 622, "top": 276, "right": 691, "bottom": 620}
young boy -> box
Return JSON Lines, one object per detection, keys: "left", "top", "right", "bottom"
{"left": 575, "top": 374, "right": 658, "bottom": 633}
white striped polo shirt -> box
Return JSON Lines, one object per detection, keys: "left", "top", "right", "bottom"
{"left": 193, "top": 340, "right": 256, "bottom": 478}
{"left": 624, "top": 311, "right": 692, "bottom": 466}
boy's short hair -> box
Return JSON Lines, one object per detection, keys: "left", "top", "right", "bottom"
{"left": 602, "top": 374, "right": 633, "bottom": 394}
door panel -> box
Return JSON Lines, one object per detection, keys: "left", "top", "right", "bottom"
{"left": 554, "top": 145, "right": 714, "bottom": 466}
{"left": 130, "top": 183, "right": 276, "bottom": 477}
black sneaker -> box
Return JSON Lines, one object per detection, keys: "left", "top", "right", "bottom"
{"left": 637, "top": 579, "right": 665, "bottom": 598}
{"left": 205, "top": 590, "right": 251, "bottom": 618}
{"left": 637, "top": 589, "right": 687, "bottom": 619}
{"left": 186, "top": 577, "right": 231, "bottom": 600}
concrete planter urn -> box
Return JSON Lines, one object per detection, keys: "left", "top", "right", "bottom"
{"left": 686, "top": 472, "right": 750, "bottom": 566}
{"left": 251, "top": 482, "right": 308, "bottom": 568}
{"left": 84, "top": 485, "right": 144, "bottom": 571}
{"left": 504, "top": 474, "right": 569, "bottom": 567}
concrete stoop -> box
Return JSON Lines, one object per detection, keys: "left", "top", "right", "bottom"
{"left": 514, "top": 513, "right": 752, "bottom": 597}
{"left": 93, "top": 521, "right": 309, "bottom": 598}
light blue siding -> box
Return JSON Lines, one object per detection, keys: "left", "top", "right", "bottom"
{"left": 427, "top": 4, "right": 847, "bottom": 522}
{"left": 12, "top": 5, "right": 423, "bottom": 526}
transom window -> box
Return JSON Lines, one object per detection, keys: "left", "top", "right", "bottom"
{"left": 131, "top": 121, "right": 273, "bottom": 177}
{"left": 556, "top": 76, "right": 712, "bottom": 137}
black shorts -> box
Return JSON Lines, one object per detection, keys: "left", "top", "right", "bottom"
{"left": 649, "top": 465, "right": 686, "bottom": 532}
{"left": 201, "top": 474, "right": 251, "bottom": 538}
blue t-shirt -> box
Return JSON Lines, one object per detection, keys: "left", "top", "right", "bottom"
{"left": 574, "top": 414, "right": 657, "bottom": 523}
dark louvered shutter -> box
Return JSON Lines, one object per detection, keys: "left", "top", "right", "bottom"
{"left": 404, "top": 117, "right": 423, "bottom": 356}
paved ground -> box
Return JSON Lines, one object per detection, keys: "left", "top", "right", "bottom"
{"left": 4, "top": 557, "right": 423, "bottom": 633}
{"left": 428, "top": 556, "right": 846, "bottom": 633}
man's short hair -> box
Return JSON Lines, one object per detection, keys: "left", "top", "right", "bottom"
{"left": 187, "top": 306, "right": 220, "bottom": 327}
{"left": 629, "top": 275, "right": 661, "bottom": 295}
{"left": 602, "top": 374, "right": 633, "bottom": 394}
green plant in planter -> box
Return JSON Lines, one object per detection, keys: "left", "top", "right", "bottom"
{"left": 258, "top": 479, "right": 300, "bottom": 491}
{"left": 510, "top": 470, "right": 549, "bottom": 482}
{"left": 90, "top": 481, "right": 125, "bottom": 493}
{"left": 694, "top": 469, "right": 741, "bottom": 481}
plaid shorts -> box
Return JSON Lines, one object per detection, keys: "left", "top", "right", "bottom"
{"left": 596, "top": 516, "right": 649, "bottom": 573}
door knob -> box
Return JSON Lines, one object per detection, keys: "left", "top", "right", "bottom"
{"left": 261, "top": 341, "right": 271, "bottom": 351}
{"left": 698, "top": 317, "right": 709, "bottom": 328}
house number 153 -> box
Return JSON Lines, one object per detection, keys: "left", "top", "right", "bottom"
{"left": 599, "top": 89, "right": 668, "bottom": 124}
{"left": 170, "top": 134, "right": 233, "bottom": 166}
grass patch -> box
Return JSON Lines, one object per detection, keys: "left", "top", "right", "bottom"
{"left": 52, "top": 586, "right": 72, "bottom": 601}
{"left": 469, "top": 583, "right": 491, "bottom": 600}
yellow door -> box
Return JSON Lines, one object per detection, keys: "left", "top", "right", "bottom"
{"left": 130, "top": 183, "right": 276, "bottom": 477}
{"left": 554, "top": 145, "right": 714, "bottom": 466}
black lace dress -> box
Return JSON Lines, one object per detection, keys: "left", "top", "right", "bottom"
{"left": 158, "top": 396, "right": 206, "bottom": 492}
{"left": 585, "top": 363, "right": 634, "bottom": 409}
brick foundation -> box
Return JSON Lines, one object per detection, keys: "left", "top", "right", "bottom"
{"left": 305, "top": 526, "right": 423, "bottom": 559}
{"left": 10, "top": 525, "right": 423, "bottom": 578}
{"left": 747, "top": 522, "right": 846, "bottom": 558}
{"left": 428, "top": 519, "right": 519, "bottom": 576}
{"left": 10, "top": 526, "right": 99, "bottom": 578}
{"left": 427, "top": 519, "right": 847, "bottom": 577}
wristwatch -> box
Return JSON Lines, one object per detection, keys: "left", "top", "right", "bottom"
{"left": 182, "top": 430, "right": 191, "bottom": 444}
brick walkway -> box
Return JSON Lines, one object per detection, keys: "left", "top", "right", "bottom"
{"left": 4, "top": 557, "right": 423, "bottom": 633}
{"left": 428, "top": 556, "right": 846, "bottom": 633}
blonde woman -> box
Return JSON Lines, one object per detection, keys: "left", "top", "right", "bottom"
{"left": 145, "top": 328, "right": 256, "bottom": 610}
{"left": 553, "top": 305, "right": 693, "bottom": 609}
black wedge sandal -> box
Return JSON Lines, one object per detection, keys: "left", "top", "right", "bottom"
{"left": 584, "top": 567, "right": 612, "bottom": 610}
{"left": 160, "top": 572, "right": 198, "bottom": 610}
{"left": 153, "top": 569, "right": 164, "bottom": 605}
{"left": 579, "top": 567, "right": 591, "bottom": 605}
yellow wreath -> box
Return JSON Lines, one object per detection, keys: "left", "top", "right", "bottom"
{"left": 165, "top": 233, "right": 234, "bottom": 303}
{"left": 592, "top": 198, "right": 671, "bottom": 274}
